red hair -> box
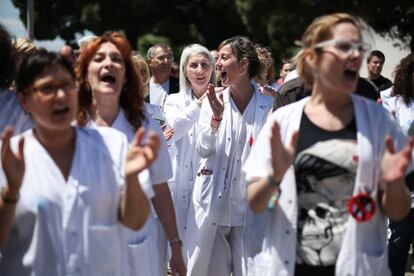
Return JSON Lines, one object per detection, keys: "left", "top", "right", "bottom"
{"left": 75, "top": 31, "right": 145, "bottom": 129}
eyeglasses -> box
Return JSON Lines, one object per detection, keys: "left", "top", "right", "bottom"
{"left": 314, "top": 39, "right": 371, "bottom": 56}
{"left": 154, "top": 55, "right": 174, "bottom": 62}
{"left": 32, "top": 81, "right": 78, "bottom": 96}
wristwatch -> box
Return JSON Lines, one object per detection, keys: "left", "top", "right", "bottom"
{"left": 169, "top": 238, "right": 183, "bottom": 247}
{"left": 1, "top": 186, "right": 19, "bottom": 204}
{"left": 267, "top": 175, "right": 281, "bottom": 189}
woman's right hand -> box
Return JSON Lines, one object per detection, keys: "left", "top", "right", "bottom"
{"left": 1, "top": 128, "right": 25, "bottom": 194}
{"left": 206, "top": 84, "right": 224, "bottom": 120}
{"left": 270, "top": 122, "right": 299, "bottom": 181}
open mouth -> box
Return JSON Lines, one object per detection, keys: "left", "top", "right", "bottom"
{"left": 53, "top": 106, "right": 70, "bottom": 116}
{"left": 100, "top": 73, "right": 116, "bottom": 84}
{"left": 219, "top": 71, "right": 227, "bottom": 81}
{"left": 344, "top": 69, "right": 358, "bottom": 81}
{"left": 196, "top": 76, "right": 206, "bottom": 81}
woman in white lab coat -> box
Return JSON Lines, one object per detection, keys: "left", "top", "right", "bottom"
{"left": 244, "top": 13, "right": 414, "bottom": 276}
{"left": 75, "top": 32, "right": 186, "bottom": 276}
{"left": 184, "top": 36, "right": 274, "bottom": 276}
{"left": 163, "top": 44, "right": 216, "bottom": 244}
{"left": 0, "top": 49, "right": 156, "bottom": 275}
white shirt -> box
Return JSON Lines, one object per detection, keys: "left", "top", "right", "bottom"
{"left": 149, "top": 79, "right": 170, "bottom": 108}
{"left": 382, "top": 95, "right": 414, "bottom": 134}
{"left": 0, "top": 127, "right": 128, "bottom": 276}
{"left": 0, "top": 89, "right": 33, "bottom": 134}
{"left": 220, "top": 93, "right": 257, "bottom": 226}
{"left": 110, "top": 109, "right": 172, "bottom": 187}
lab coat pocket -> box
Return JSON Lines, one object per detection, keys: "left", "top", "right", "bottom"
{"left": 89, "top": 224, "right": 123, "bottom": 276}
{"left": 127, "top": 237, "right": 153, "bottom": 276}
{"left": 194, "top": 174, "right": 213, "bottom": 207}
{"left": 336, "top": 251, "right": 390, "bottom": 276}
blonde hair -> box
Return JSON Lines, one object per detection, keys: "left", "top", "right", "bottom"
{"left": 295, "top": 13, "right": 362, "bottom": 86}
{"left": 254, "top": 46, "right": 275, "bottom": 85}
{"left": 13, "top": 37, "right": 37, "bottom": 53}
{"left": 132, "top": 53, "right": 150, "bottom": 97}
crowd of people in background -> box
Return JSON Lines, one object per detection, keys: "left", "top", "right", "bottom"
{"left": 1, "top": 12, "right": 414, "bottom": 276}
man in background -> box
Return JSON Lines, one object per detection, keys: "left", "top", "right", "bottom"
{"left": 147, "top": 44, "right": 179, "bottom": 108}
{"left": 367, "top": 50, "right": 393, "bottom": 92}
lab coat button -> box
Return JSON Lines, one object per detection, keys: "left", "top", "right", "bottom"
{"left": 284, "top": 260, "right": 289, "bottom": 265}
{"left": 285, "top": 230, "right": 290, "bottom": 235}
{"left": 227, "top": 137, "right": 231, "bottom": 141}
{"left": 288, "top": 199, "right": 292, "bottom": 204}
{"left": 213, "top": 223, "right": 216, "bottom": 226}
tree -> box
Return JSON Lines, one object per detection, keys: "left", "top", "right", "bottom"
{"left": 11, "top": 0, "right": 413, "bottom": 65}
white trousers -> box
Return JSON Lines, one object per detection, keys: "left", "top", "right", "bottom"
{"left": 207, "top": 225, "right": 244, "bottom": 276}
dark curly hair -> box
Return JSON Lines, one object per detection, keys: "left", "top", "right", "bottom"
{"left": 392, "top": 53, "right": 414, "bottom": 105}
{"left": 75, "top": 31, "right": 145, "bottom": 130}
{"left": 0, "top": 24, "right": 14, "bottom": 90}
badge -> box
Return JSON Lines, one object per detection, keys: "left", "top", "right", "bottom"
{"left": 347, "top": 193, "right": 376, "bottom": 222}
{"left": 249, "top": 135, "right": 254, "bottom": 146}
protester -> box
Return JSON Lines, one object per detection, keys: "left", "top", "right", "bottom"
{"left": 244, "top": 13, "right": 413, "bottom": 276}
{"left": 0, "top": 49, "right": 154, "bottom": 275}
{"left": 163, "top": 44, "right": 216, "bottom": 249}
{"left": 75, "top": 32, "right": 186, "bottom": 275}
{"left": 184, "top": 36, "right": 273, "bottom": 276}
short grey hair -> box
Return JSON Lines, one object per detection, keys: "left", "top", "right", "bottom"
{"left": 146, "top": 44, "right": 171, "bottom": 60}
{"left": 179, "top": 44, "right": 217, "bottom": 94}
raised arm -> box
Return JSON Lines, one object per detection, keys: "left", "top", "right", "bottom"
{"left": 196, "top": 84, "right": 224, "bottom": 158}
{"left": 247, "top": 122, "right": 299, "bottom": 213}
{"left": 380, "top": 135, "right": 414, "bottom": 221}
{"left": 119, "top": 128, "right": 157, "bottom": 231}
{"left": 0, "top": 128, "right": 25, "bottom": 247}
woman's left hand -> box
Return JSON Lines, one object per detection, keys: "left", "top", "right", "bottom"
{"left": 381, "top": 135, "right": 414, "bottom": 184}
{"left": 125, "top": 128, "right": 160, "bottom": 176}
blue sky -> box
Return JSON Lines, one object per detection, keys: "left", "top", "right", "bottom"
{"left": 0, "top": 0, "right": 409, "bottom": 79}
{"left": 0, "top": 0, "right": 65, "bottom": 50}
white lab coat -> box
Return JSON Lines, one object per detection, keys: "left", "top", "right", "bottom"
{"left": 88, "top": 108, "right": 173, "bottom": 276}
{"left": 184, "top": 87, "right": 273, "bottom": 275}
{"left": 243, "top": 95, "right": 414, "bottom": 276}
{"left": 0, "top": 127, "right": 128, "bottom": 276}
{"left": 0, "top": 89, "right": 33, "bottom": 134}
{"left": 164, "top": 88, "right": 202, "bottom": 241}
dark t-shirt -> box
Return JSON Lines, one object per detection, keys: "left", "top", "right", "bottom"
{"left": 371, "top": 75, "right": 393, "bottom": 92}
{"left": 294, "top": 111, "right": 357, "bottom": 275}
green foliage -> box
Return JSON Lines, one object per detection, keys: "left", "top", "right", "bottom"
{"left": 137, "top": 33, "right": 170, "bottom": 56}
{"left": 11, "top": 0, "right": 414, "bottom": 66}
